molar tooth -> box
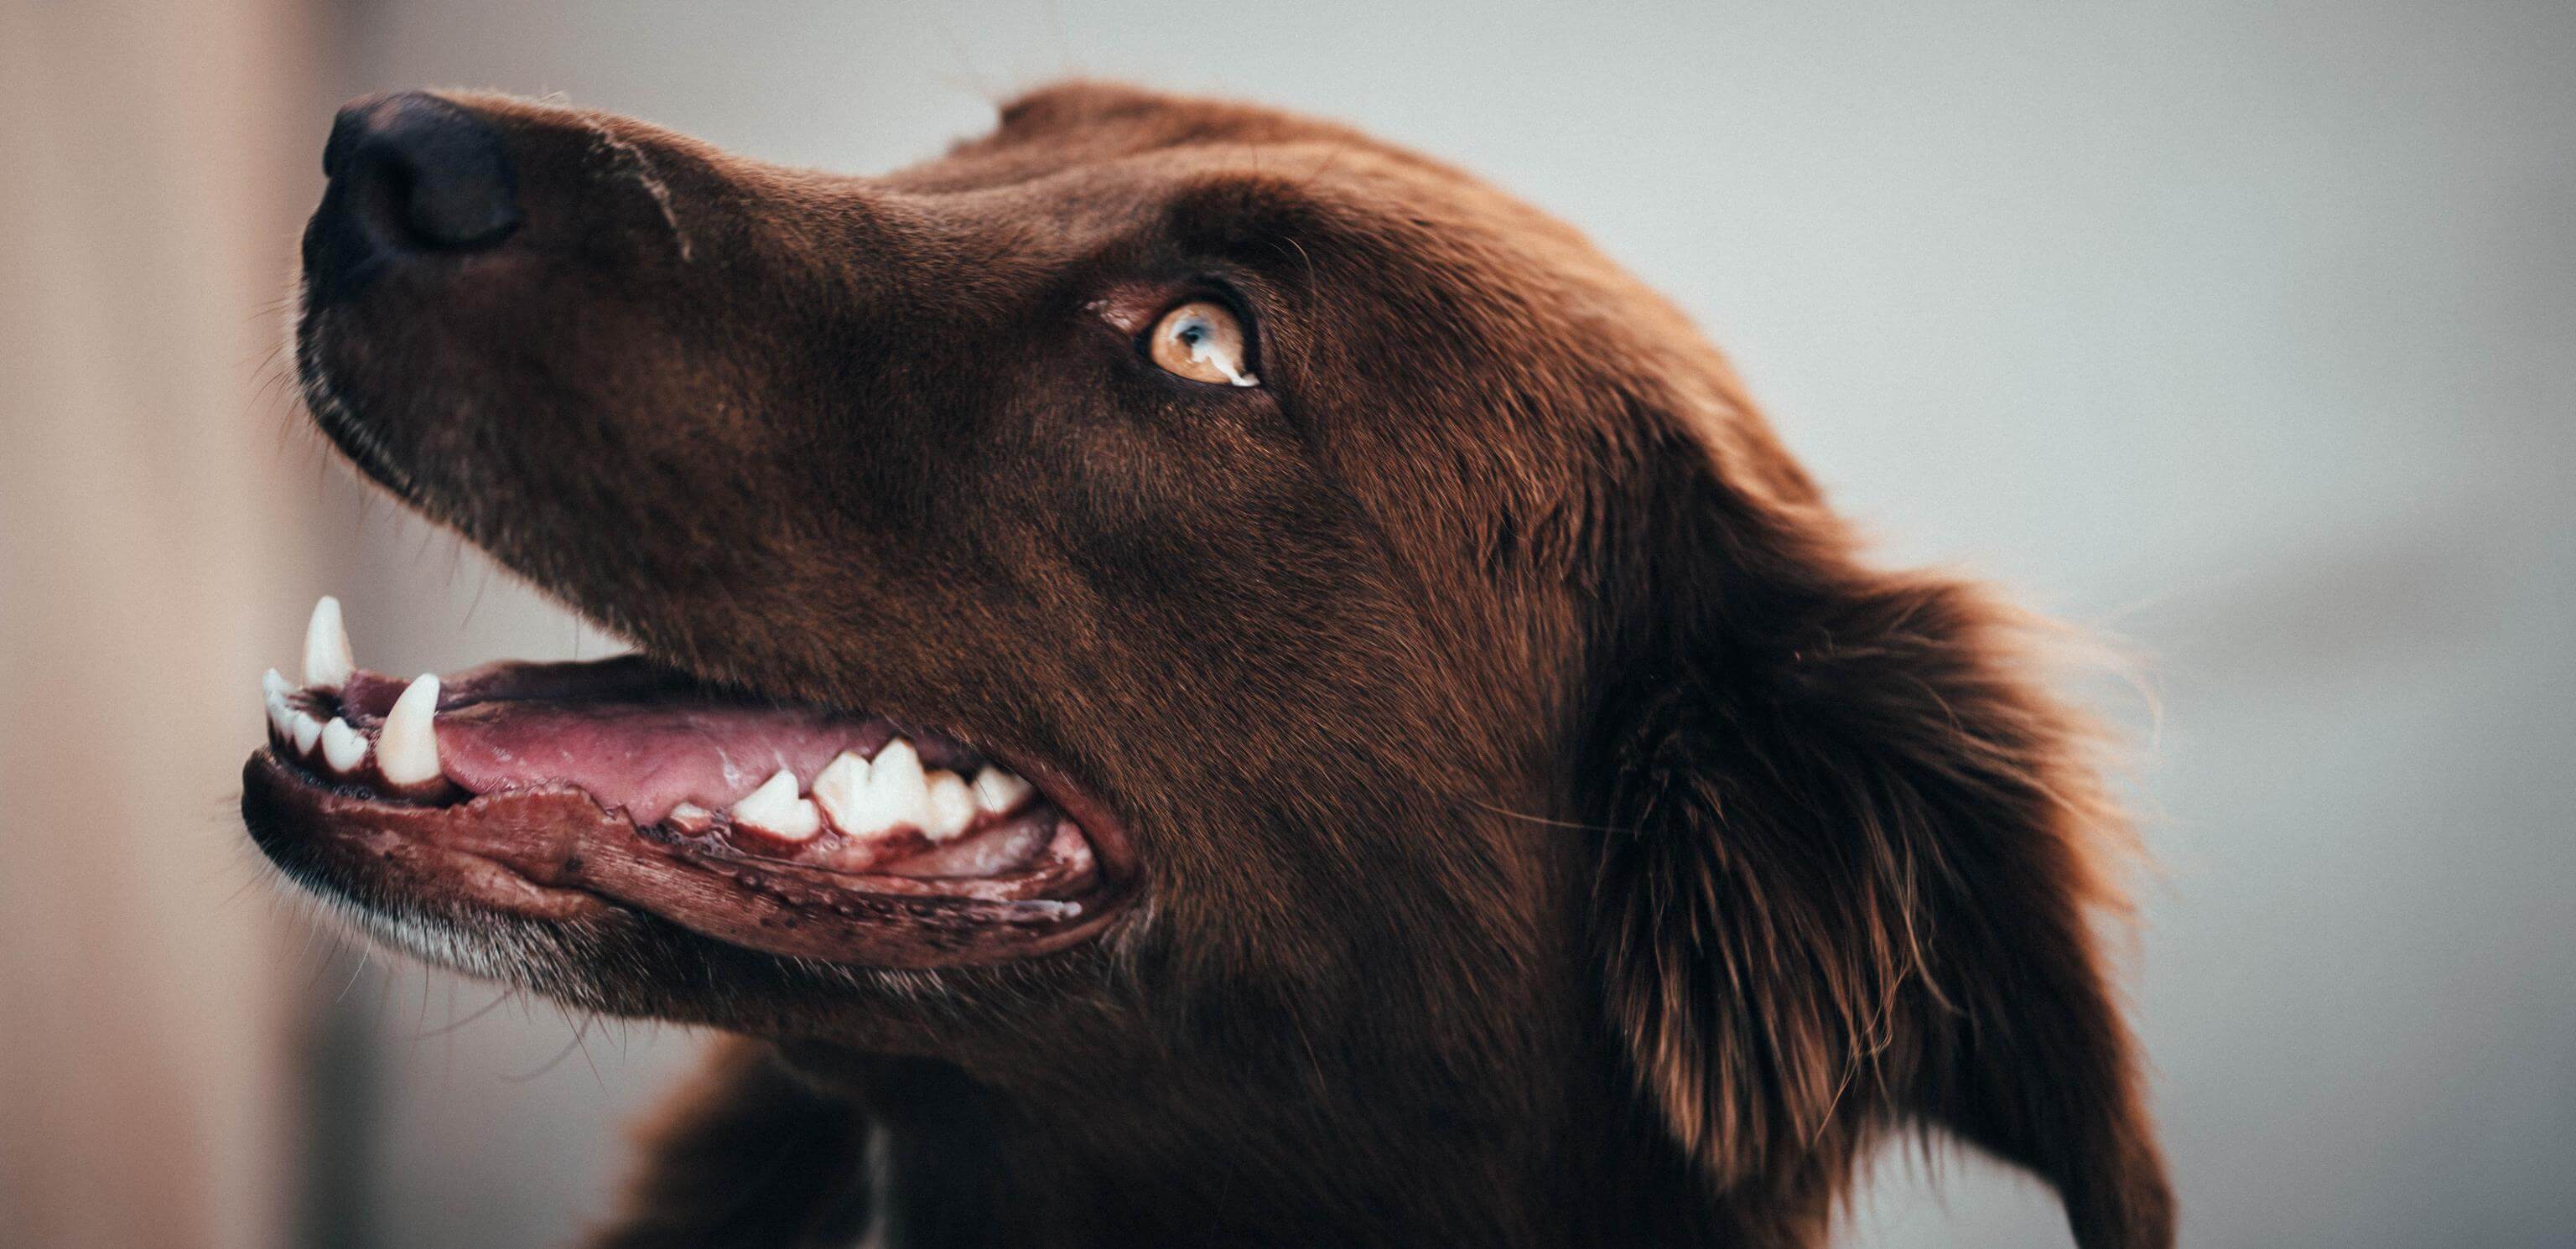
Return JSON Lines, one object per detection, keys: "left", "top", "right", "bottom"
{"left": 291, "top": 710, "right": 323, "bottom": 754}
{"left": 731, "top": 769, "right": 821, "bottom": 840}
{"left": 810, "top": 751, "right": 872, "bottom": 834}
{"left": 970, "top": 766, "right": 1035, "bottom": 816}
{"left": 319, "top": 718, "right": 368, "bottom": 773}
{"left": 667, "top": 802, "right": 715, "bottom": 834}
{"left": 923, "top": 770, "right": 976, "bottom": 842}
{"left": 262, "top": 668, "right": 292, "bottom": 701}
{"left": 302, "top": 596, "right": 355, "bottom": 688}
{"left": 865, "top": 739, "right": 932, "bottom": 832}
{"left": 377, "top": 673, "right": 442, "bottom": 785}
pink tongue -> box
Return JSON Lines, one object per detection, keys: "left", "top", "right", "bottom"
{"left": 431, "top": 702, "right": 886, "bottom": 826}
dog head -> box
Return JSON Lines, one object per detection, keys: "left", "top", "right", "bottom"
{"left": 250, "top": 83, "right": 2169, "bottom": 1245}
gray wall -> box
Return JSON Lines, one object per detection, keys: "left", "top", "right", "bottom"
{"left": 307, "top": 3, "right": 2576, "bottom": 1246}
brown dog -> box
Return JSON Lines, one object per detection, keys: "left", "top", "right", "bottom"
{"left": 245, "top": 83, "right": 2173, "bottom": 1247}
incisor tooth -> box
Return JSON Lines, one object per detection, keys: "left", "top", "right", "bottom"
{"left": 810, "top": 751, "right": 871, "bottom": 833}
{"left": 303, "top": 596, "right": 354, "bottom": 688}
{"left": 319, "top": 718, "right": 368, "bottom": 772}
{"left": 970, "top": 766, "right": 1034, "bottom": 816}
{"left": 263, "top": 669, "right": 299, "bottom": 739}
{"left": 923, "top": 770, "right": 975, "bottom": 842}
{"left": 732, "top": 769, "right": 821, "bottom": 839}
{"left": 291, "top": 711, "right": 323, "bottom": 754}
{"left": 262, "top": 669, "right": 296, "bottom": 738}
{"left": 377, "top": 673, "right": 442, "bottom": 785}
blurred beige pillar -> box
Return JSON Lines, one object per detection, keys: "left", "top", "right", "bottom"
{"left": 1, "top": 3, "right": 323, "bottom": 1247}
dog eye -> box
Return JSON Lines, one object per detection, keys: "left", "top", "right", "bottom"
{"left": 1146, "top": 300, "right": 1259, "bottom": 387}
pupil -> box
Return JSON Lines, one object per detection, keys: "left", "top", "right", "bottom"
{"left": 1178, "top": 324, "right": 1205, "bottom": 346}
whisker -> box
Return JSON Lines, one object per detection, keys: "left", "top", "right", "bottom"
{"left": 1464, "top": 796, "right": 1623, "bottom": 835}
{"left": 415, "top": 985, "right": 517, "bottom": 1039}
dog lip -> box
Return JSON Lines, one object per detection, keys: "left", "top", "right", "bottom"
{"left": 247, "top": 605, "right": 1140, "bottom": 967}
{"left": 244, "top": 748, "right": 1134, "bottom": 967}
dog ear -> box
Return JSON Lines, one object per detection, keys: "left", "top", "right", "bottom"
{"left": 1587, "top": 448, "right": 2174, "bottom": 1249}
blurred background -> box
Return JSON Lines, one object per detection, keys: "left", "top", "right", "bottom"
{"left": 4, "top": 2, "right": 2570, "bottom": 1246}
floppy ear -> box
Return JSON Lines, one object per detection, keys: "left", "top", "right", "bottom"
{"left": 1588, "top": 458, "right": 2174, "bottom": 1249}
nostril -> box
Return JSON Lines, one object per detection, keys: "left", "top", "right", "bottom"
{"left": 327, "top": 91, "right": 520, "bottom": 253}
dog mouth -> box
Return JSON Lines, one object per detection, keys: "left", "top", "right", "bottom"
{"left": 243, "top": 596, "right": 1130, "bottom": 968}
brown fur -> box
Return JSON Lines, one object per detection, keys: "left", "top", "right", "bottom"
{"left": 288, "top": 81, "right": 2171, "bottom": 1246}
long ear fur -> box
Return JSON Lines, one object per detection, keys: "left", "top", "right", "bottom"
{"left": 1591, "top": 453, "right": 2174, "bottom": 1249}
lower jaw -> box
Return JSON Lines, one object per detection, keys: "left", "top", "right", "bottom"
{"left": 243, "top": 750, "right": 1131, "bottom": 969}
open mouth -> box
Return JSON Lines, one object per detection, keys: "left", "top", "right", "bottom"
{"left": 244, "top": 597, "right": 1129, "bottom": 967}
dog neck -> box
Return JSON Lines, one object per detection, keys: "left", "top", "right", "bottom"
{"left": 798, "top": 1041, "right": 1711, "bottom": 1249}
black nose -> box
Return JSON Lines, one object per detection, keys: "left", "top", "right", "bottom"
{"left": 325, "top": 92, "right": 521, "bottom": 251}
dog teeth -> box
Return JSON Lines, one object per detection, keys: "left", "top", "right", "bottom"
{"left": 256, "top": 599, "right": 1052, "bottom": 850}
{"left": 319, "top": 717, "right": 369, "bottom": 772}
{"left": 732, "top": 769, "right": 821, "bottom": 840}
{"left": 812, "top": 740, "right": 958, "bottom": 840}
{"left": 810, "top": 751, "right": 871, "bottom": 832}
{"left": 262, "top": 670, "right": 295, "bottom": 738}
{"left": 864, "top": 739, "right": 932, "bottom": 831}
{"left": 377, "top": 673, "right": 443, "bottom": 785}
{"left": 302, "top": 595, "right": 355, "bottom": 688}
{"left": 970, "top": 766, "right": 1034, "bottom": 816}
{"left": 922, "top": 770, "right": 976, "bottom": 842}
{"left": 829, "top": 736, "right": 932, "bottom": 834}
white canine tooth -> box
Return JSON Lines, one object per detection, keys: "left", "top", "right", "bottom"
{"left": 810, "top": 751, "right": 872, "bottom": 834}
{"left": 302, "top": 595, "right": 355, "bottom": 688}
{"left": 731, "top": 769, "right": 821, "bottom": 840}
{"left": 970, "top": 766, "right": 1035, "bottom": 816}
{"left": 291, "top": 711, "right": 322, "bottom": 754}
{"left": 319, "top": 718, "right": 368, "bottom": 772}
{"left": 377, "top": 673, "right": 442, "bottom": 786}
{"left": 923, "top": 770, "right": 976, "bottom": 842}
